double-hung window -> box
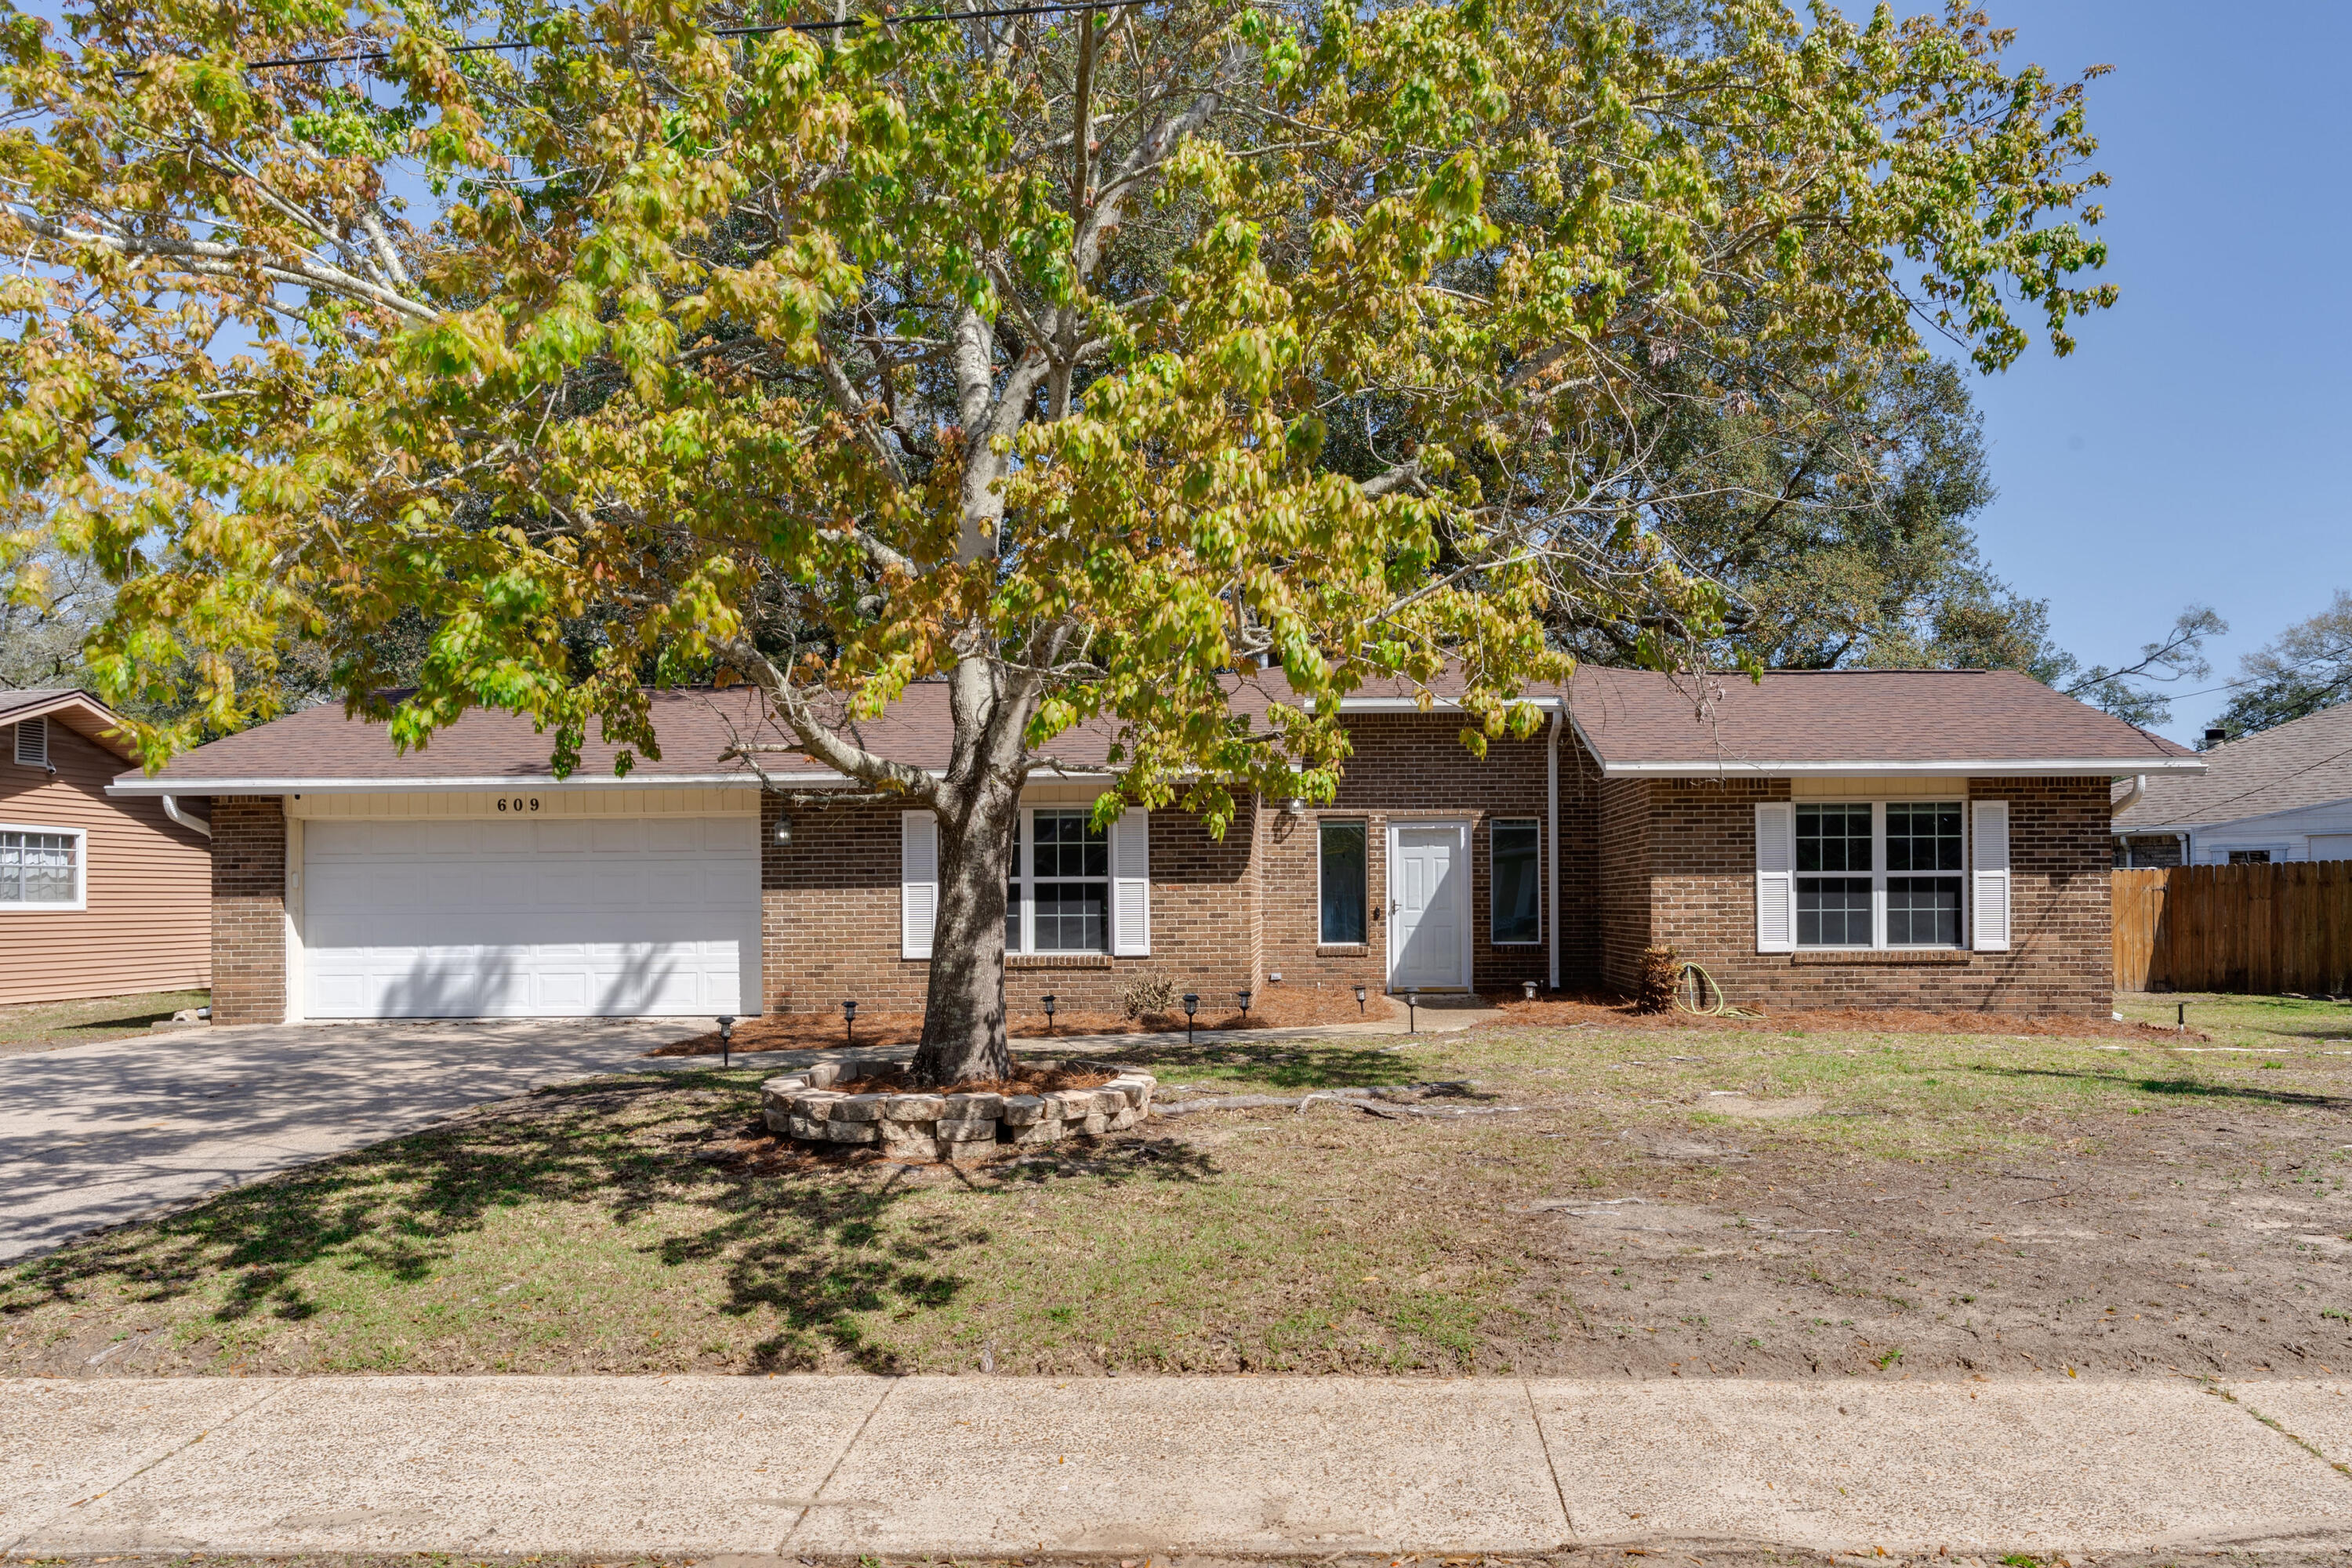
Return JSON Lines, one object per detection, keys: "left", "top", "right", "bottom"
{"left": 1794, "top": 802, "right": 1964, "bottom": 949}
{"left": 1795, "top": 804, "right": 1873, "bottom": 947}
{"left": 1006, "top": 808, "right": 1109, "bottom": 953}
{"left": 1885, "top": 803, "right": 1965, "bottom": 946}
{"left": 1318, "top": 820, "right": 1367, "bottom": 945}
{"left": 0, "top": 826, "right": 82, "bottom": 909}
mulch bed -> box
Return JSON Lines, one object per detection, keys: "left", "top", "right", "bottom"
{"left": 1473, "top": 990, "right": 2209, "bottom": 1040}
{"left": 833, "top": 1061, "right": 1116, "bottom": 1096}
{"left": 651, "top": 985, "right": 1396, "bottom": 1057}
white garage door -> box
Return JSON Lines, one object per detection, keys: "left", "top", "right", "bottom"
{"left": 303, "top": 815, "right": 759, "bottom": 1018}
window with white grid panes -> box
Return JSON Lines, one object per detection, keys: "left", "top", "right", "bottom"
{"left": 1795, "top": 801, "right": 1965, "bottom": 949}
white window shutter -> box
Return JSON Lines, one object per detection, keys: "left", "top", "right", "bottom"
{"left": 901, "top": 811, "right": 938, "bottom": 960}
{"left": 1111, "top": 807, "right": 1151, "bottom": 956}
{"left": 1755, "top": 802, "right": 1795, "bottom": 953}
{"left": 1972, "top": 800, "right": 2011, "bottom": 952}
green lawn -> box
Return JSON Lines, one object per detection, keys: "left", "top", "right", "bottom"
{"left": 7, "top": 992, "right": 2350, "bottom": 1379}
{"left": 0, "top": 988, "right": 209, "bottom": 1054}
{"left": 2114, "top": 989, "right": 2352, "bottom": 1051}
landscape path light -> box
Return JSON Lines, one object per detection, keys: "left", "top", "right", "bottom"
{"left": 1401, "top": 986, "right": 1419, "bottom": 1034}
{"left": 1523, "top": 980, "right": 1539, "bottom": 1001}
{"left": 1236, "top": 989, "right": 1252, "bottom": 1021}
{"left": 1042, "top": 993, "right": 1058, "bottom": 1034}
{"left": 717, "top": 1014, "right": 735, "bottom": 1069}
{"left": 843, "top": 999, "right": 858, "bottom": 1050}
{"left": 1182, "top": 993, "right": 1200, "bottom": 1045}
{"left": 1353, "top": 984, "right": 1367, "bottom": 1015}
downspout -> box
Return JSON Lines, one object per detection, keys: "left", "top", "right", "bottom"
{"left": 1547, "top": 708, "right": 1560, "bottom": 992}
{"left": 2111, "top": 774, "right": 2144, "bottom": 866}
{"left": 161, "top": 796, "right": 211, "bottom": 839}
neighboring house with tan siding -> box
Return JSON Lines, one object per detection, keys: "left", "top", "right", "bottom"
{"left": 0, "top": 689, "right": 212, "bottom": 1006}
{"left": 121, "top": 670, "right": 2198, "bottom": 1026}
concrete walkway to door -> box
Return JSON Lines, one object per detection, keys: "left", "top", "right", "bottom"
{"left": 0, "top": 1019, "right": 709, "bottom": 1265}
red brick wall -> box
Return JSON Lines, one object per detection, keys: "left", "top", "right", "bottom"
{"left": 1257, "top": 714, "right": 1602, "bottom": 1002}
{"left": 210, "top": 796, "right": 286, "bottom": 1025}
{"left": 760, "top": 792, "right": 1263, "bottom": 1016}
{"left": 1601, "top": 775, "right": 2113, "bottom": 1017}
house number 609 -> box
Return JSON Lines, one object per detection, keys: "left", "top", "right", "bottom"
{"left": 497, "top": 797, "right": 541, "bottom": 812}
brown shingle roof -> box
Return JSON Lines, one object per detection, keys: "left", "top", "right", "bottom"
{"left": 2111, "top": 702, "right": 2352, "bottom": 829}
{"left": 1563, "top": 668, "right": 2200, "bottom": 775}
{"left": 115, "top": 666, "right": 2199, "bottom": 793}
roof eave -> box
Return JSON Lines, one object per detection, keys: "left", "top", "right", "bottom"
{"left": 1594, "top": 756, "right": 2210, "bottom": 779}
{"left": 108, "top": 771, "right": 771, "bottom": 796}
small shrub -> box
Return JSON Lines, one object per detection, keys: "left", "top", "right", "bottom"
{"left": 1121, "top": 973, "right": 1178, "bottom": 1019}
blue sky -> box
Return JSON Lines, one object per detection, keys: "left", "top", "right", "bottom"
{"left": 1947, "top": 0, "right": 2350, "bottom": 743}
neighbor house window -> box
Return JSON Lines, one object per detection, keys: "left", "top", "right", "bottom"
{"left": 13, "top": 717, "right": 45, "bottom": 768}
{"left": 1023, "top": 808, "right": 1109, "bottom": 952}
{"left": 1319, "top": 820, "right": 1367, "bottom": 945}
{"left": 2228, "top": 849, "right": 2273, "bottom": 865}
{"left": 1490, "top": 819, "right": 1541, "bottom": 944}
{"left": 1795, "top": 802, "right": 1965, "bottom": 949}
{"left": 0, "top": 826, "right": 81, "bottom": 908}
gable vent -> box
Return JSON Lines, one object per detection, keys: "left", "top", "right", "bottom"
{"left": 13, "top": 717, "right": 45, "bottom": 768}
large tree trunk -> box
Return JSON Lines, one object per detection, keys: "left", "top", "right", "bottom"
{"left": 909, "top": 659, "right": 1034, "bottom": 1086}
{"left": 909, "top": 771, "right": 1020, "bottom": 1084}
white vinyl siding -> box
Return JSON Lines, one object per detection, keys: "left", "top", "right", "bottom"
{"left": 901, "top": 811, "right": 938, "bottom": 960}
{"left": 1970, "top": 800, "right": 2010, "bottom": 953}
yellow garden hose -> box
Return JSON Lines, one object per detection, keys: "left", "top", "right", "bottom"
{"left": 1675, "top": 961, "right": 1763, "bottom": 1019}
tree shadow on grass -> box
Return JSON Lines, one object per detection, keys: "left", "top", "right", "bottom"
{"left": 1973, "top": 1065, "right": 2350, "bottom": 1110}
{"left": 1, "top": 1066, "right": 1222, "bottom": 1374}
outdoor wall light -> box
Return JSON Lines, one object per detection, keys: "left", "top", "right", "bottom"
{"left": 1353, "top": 984, "right": 1367, "bottom": 1014}
{"left": 842, "top": 998, "right": 858, "bottom": 1048}
{"left": 1236, "top": 989, "right": 1252, "bottom": 1020}
{"left": 717, "top": 1014, "right": 736, "bottom": 1069}
{"left": 773, "top": 813, "right": 793, "bottom": 845}
{"left": 1041, "top": 993, "right": 1058, "bottom": 1033}
{"left": 1182, "top": 992, "right": 1200, "bottom": 1044}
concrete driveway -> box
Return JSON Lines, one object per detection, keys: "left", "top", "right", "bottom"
{"left": 0, "top": 1019, "right": 710, "bottom": 1265}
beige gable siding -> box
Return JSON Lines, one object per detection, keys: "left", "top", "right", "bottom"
{"left": 0, "top": 717, "right": 211, "bottom": 1005}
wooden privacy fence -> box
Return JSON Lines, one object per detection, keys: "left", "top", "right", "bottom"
{"left": 2114, "top": 863, "right": 2352, "bottom": 994}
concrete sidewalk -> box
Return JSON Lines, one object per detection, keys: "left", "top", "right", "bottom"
{"left": 5, "top": 1374, "right": 2348, "bottom": 1558}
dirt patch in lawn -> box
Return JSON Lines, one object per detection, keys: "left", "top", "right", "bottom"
{"left": 652, "top": 985, "right": 1396, "bottom": 1057}
{"left": 1475, "top": 991, "right": 2209, "bottom": 1042}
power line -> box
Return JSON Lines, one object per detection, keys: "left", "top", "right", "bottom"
{"left": 138, "top": 0, "right": 1137, "bottom": 75}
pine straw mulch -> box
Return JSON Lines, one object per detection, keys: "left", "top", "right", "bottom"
{"left": 831, "top": 1060, "right": 1117, "bottom": 1097}
{"left": 1472, "top": 989, "right": 2211, "bottom": 1041}
{"left": 649, "top": 984, "right": 1397, "bottom": 1057}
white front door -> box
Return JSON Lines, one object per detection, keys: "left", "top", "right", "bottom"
{"left": 1388, "top": 822, "right": 1467, "bottom": 990}
{"left": 303, "top": 815, "right": 760, "bottom": 1018}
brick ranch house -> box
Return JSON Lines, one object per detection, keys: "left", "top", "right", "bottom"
{"left": 110, "top": 669, "right": 2201, "bottom": 1026}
